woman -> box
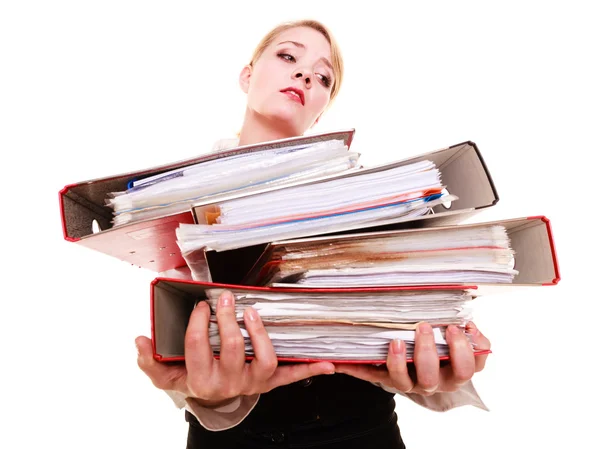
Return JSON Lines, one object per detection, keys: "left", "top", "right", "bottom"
{"left": 135, "top": 19, "right": 491, "bottom": 449}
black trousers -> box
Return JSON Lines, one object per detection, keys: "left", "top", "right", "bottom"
{"left": 185, "top": 373, "right": 406, "bottom": 449}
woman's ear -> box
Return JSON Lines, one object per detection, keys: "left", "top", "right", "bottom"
{"left": 239, "top": 65, "right": 252, "bottom": 94}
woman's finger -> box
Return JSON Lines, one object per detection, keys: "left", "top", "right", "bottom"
{"left": 334, "top": 363, "right": 389, "bottom": 385}
{"left": 244, "top": 306, "right": 279, "bottom": 384}
{"left": 266, "top": 362, "right": 335, "bottom": 391}
{"left": 386, "top": 339, "right": 415, "bottom": 393}
{"left": 215, "top": 291, "right": 246, "bottom": 376}
{"left": 467, "top": 321, "right": 491, "bottom": 372}
{"left": 136, "top": 335, "right": 187, "bottom": 393}
{"left": 184, "top": 301, "right": 215, "bottom": 392}
{"left": 443, "top": 325, "right": 475, "bottom": 389}
{"left": 412, "top": 323, "right": 440, "bottom": 395}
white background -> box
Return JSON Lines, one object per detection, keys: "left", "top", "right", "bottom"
{"left": 1, "top": 1, "right": 599, "bottom": 448}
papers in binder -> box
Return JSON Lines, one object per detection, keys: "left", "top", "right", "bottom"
{"left": 107, "top": 139, "right": 359, "bottom": 226}
{"left": 202, "top": 288, "right": 476, "bottom": 360}
{"left": 176, "top": 159, "right": 457, "bottom": 253}
{"left": 204, "top": 288, "right": 474, "bottom": 327}
{"left": 248, "top": 224, "right": 518, "bottom": 287}
{"left": 210, "top": 324, "right": 457, "bottom": 361}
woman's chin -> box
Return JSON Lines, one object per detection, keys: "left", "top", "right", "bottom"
{"left": 265, "top": 111, "right": 306, "bottom": 135}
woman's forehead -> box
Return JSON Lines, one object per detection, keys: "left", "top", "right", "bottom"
{"left": 270, "top": 27, "right": 332, "bottom": 58}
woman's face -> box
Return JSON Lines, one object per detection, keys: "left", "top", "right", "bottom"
{"left": 241, "top": 26, "right": 334, "bottom": 135}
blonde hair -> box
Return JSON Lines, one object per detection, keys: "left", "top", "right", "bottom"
{"left": 248, "top": 19, "right": 344, "bottom": 107}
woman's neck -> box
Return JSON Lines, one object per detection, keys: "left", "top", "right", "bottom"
{"left": 238, "top": 108, "right": 300, "bottom": 146}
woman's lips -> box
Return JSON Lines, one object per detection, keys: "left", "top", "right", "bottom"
{"left": 280, "top": 88, "right": 305, "bottom": 106}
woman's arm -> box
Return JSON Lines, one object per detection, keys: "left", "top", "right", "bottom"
{"left": 335, "top": 321, "right": 491, "bottom": 411}
{"left": 136, "top": 290, "right": 335, "bottom": 431}
{"left": 164, "top": 389, "right": 261, "bottom": 431}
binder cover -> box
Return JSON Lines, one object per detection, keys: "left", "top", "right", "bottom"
{"left": 241, "top": 215, "right": 561, "bottom": 290}
{"left": 186, "top": 140, "right": 500, "bottom": 282}
{"left": 151, "top": 278, "right": 490, "bottom": 364}
{"left": 191, "top": 140, "right": 498, "bottom": 225}
{"left": 59, "top": 129, "right": 354, "bottom": 272}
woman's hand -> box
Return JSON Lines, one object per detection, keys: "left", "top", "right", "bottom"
{"left": 334, "top": 322, "right": 490, "bottom": 396}
{"left": 136, "top": 290, "right": 335, "bottom": 408}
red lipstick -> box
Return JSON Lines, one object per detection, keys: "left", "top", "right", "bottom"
{"left": 280, "top": 87, "right": 305, "bottom": 106}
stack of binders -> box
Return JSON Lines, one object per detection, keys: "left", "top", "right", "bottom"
{"left": 59, "top": 128, "right": 560, "bottom": 364}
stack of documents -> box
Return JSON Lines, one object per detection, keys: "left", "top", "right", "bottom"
{"left": 106, "top": 139, "right": 358, "bottom": 226}
{"left": 203, "top": 287, "right": 475, "bottom": 360}
{"left": 210, "top": 323, "right": 457, "bottom": 361}
{"left": 176, "top": 159, "right": 456, "bottom": 254}
{"left": 247, "top": 224, "right": 518, "bottom": 287}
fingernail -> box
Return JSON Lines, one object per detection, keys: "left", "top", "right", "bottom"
{"left": 321, "top": 363, "right": 335, "bottom": 374}
{"left": 418, "top": 323, "right": 433, "bottom": 334}
{"left": 194, "top": 301, "right": 207, "bottom": 313}
{"left": 135, "top": 341, "right": 140, "bottom": 356}
{"left": 220, "top": 291, "right": 233, "bottom": 307}
{"left": 246, "top": 307, "right": 258, "bottom": 322}
{"left": 392, "top": 339, "right": 404, "bottom": 355}
{"left": 467, "top": 321, "right": 479, "bottom": 336}
{"left": 447, "top": 325, "right": 460, "bottom": 335}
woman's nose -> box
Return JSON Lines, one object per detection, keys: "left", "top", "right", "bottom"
{"left": 294, "top": 70, "right": 312, "bottom": 87}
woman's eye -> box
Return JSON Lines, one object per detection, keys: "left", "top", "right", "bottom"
{"left": 277, "top": 53, "right": 296, "bottom": 63}
{"left": 317, "top": 74, "right": 331, "bottom": 88}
